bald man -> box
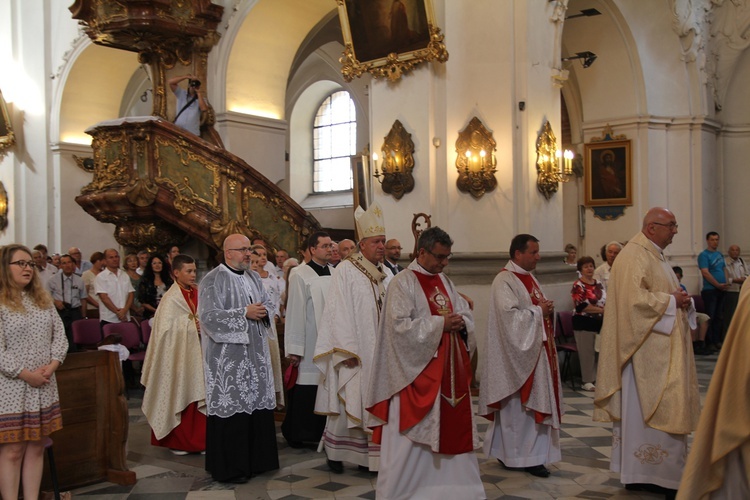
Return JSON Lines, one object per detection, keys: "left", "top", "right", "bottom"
{"left": 67, "top": 246, "right": 92, "bottom": 275}
{"left": 723, "top": 244, "right": 747, "bottom": 338}
{"left": 594, "top": 208, "right": 700, "bottom": 498}
{"left": 338, "top": 239, "right": 357, "bottom": 260}
{"left": 198, "top": 234, "right": 278, "bottom": 483}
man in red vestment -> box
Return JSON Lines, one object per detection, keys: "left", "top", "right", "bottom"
{"left": 141, "top": 254, "right": 206, "bottom": 455}
{"left": 478, "top": 233, "right": 563, "bottom": 478}
{"left": 366, "top": 226, "right": 484, "bottom": 499}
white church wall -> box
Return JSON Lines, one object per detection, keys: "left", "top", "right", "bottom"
{"left": 442, "top": 0, "right": 516, "bottom": 255}
{"left": 719, "top": 45, "right": 750, "bottom": 259}
{"left": 371, "top": 0, "right": 566, "bottom": 254}
{"left": 51, "top": 143, "right": 118, "bottom": 257}
{"left": 0, "top": 1, "right": 55, "bottom": 249}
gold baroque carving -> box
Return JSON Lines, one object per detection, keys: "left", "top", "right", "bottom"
{"left": 0, "top": 181, "right": 8, "bottom": 232}
{"left": 126, "top": 178, "right": 158, "bottom": 207}
{"left": 374, "top": 120, "right": 415, "bottom": 200}
{"left": 73, "top": 155, "right": 96, "bottom": 173}
{"left": 153, "top": 134, "right": 220, "bottom": 211}
{"left": 157, "top": 176, "right": 201, "bottom": 215}
{"left": 209, "top": 219, "right": 250, "bottom": 250}
{"left": 81, "top": 134, "right": 131, "bottom": 193}
{"left": 243, "top": 188, "right": 302, "bottom": 233}
{"left": 114, "top": 221, "right": 187, "bottom": 249}
{"left": 590, "top": 123, "right": 627, "bottom": 143}
{"left": 455, "top": 117, "right": 498, "bottom": 199}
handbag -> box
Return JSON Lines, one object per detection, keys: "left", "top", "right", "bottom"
{"left": 284, "top": 363, "right": 298, "bottom": 391}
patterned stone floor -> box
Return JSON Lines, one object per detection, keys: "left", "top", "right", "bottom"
{"left": 66, "top": 353, "right": 718, "bottom": 499}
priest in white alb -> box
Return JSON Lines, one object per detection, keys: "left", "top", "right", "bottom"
{"left": 141, "top": 254, "right": 206, "bottom": 454}
{"left": 281, "top": 231, "right": 333, "bottom": 447}
{"left": 314, "top": 203, "right": 388, "bottom": 473}
{"left": 478, "top": 234, "right": 563, "bottom": 479}
{"left": 367, "top": 226, "right": 484, "bottom": 499}
{"left": 595, "top": 207, "right": 699, "bottom": 497}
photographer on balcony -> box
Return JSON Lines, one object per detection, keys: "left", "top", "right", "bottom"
{"left": 168, "top": 74, "right": 208, "bottom": 137}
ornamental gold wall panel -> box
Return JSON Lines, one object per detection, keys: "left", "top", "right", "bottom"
{"left": 76, "top": 118, "right": 318, "bottom": 253}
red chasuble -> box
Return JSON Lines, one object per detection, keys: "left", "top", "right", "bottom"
{"left": 505, "top": 269, "right": 562, "bottom": 424}
{"left": 369, "top": 271, "right": 474, "bottom": 454}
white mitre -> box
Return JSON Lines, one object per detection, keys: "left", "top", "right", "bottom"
{"left": 354, "top": 202, "right": 386, "bottom": 239}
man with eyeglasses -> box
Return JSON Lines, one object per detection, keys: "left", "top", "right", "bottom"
{"left": 282, "top": 231, "right": 333, "bottom": 448}
{"left": 314, "top": 203, "right": 388, "bottom": 474}
{"left": 367, "top": 226, "right": 483, "bottom": 498}
{"left": 479, "top": 233, "right": 562, "bottom": 479}
{"left": 594, "top": 207, "right": 699, "bottom": 498}
{"left": 198, "top": 234, "right": 278, "bottom": 483}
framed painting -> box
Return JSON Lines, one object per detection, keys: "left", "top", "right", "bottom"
{"left": 584, "top": 140, "right": 632, "bottom": 207}
{"left": 336, "top": 0, "right": 448, "bottom": 82}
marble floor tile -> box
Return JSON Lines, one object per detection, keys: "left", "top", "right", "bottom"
{"left": 69, "top": 354, "right": 718, "bottom": 499}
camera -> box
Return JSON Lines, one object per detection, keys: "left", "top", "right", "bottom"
{"left": 189, "top": 79, "right": 201, "bottom": 88}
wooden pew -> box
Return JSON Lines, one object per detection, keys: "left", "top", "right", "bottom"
{"left": 42, "top": 350, "right": 136, "bottom": 490}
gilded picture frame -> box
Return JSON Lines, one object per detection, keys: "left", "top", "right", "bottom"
{"left": 335, "top": 0, "right": 448, "bottom": 82}
{"left": 0, "top": 90, "right": 15, "bottom": 155}
{"left": 584, "top": 140, "right": 632, "bottom": 207}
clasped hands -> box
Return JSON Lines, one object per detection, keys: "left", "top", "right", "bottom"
{"left": 672, "top": 288, "right": 691, "bottom": 310}
{"left": 19, "top": 362, "right": 59, "bottom": 388}
{"left": 245, "top": 302, "right": 268, "bottom": 321}
{"left": 443, "top": 312, "right": 466, "bottom": 333}
{"left": 539, "top": 299, "right": 555, "bottom": 317}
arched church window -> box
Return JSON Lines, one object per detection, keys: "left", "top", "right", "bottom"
{"left": 313, "top": 91, "right": 356, "bottom": 192}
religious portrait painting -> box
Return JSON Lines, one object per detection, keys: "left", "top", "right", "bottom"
{"left": 584, "top": 140, "right": 632, "bottom": 207}
{"left": 336, "top": 0, "right": 448, "bottom": 81}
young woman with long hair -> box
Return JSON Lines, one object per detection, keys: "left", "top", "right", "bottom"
{"left": 0, "top": 244, "right": 68, "bottom": 500}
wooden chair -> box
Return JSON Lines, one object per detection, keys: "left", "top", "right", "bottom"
{"left": 555, "top": 311, "right": 579, "bottom": 390}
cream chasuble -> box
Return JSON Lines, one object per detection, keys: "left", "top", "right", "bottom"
{"left": 678, "top": 283, "right": 750, "bottom": 499}
{"left": 595, "top": 231, "right": 700, "bottom": 490}
{"left": 141, "top": 283, "right": 205, "bottom": 440}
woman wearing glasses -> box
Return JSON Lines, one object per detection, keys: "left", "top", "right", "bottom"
{"left": 0, "top": 244, "right": 68, "bottom": 500}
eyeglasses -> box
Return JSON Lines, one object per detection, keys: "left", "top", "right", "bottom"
{"left": 10, "top": 260, "right": 37, "bottom": 270}
{"left": 651, "top": 222, "right": 678, "bottom": 230}
{"left": 227, "top": 247, "right": 253, "bottom": 254}
{"left": 386, "top": 246, "right": 403, "bottom": 250}
{"left": 426, "top": 249, "right": 453, "bottom": 261}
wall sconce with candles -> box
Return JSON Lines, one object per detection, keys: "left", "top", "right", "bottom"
{"left": 455, "top": 117, "right": 497, "bottom": 199}
{"left": 372, "top": 119, "right": 415, "bottom": 200}
{"left": 535, "top": 120, "right": 574, "bottom": 200}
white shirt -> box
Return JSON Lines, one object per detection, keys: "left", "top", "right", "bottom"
{"left": 37, "top": 265, "right": 58, "bottom": 290}
{"left": 95, "top": 268, "right": 135, "bottom": 323}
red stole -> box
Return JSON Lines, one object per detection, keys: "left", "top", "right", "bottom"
{"left": 507, "top": 269, "right": 562, "bottom": 424}
{"left": 369, "top": 271, "right": 473, "bottom": 455}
